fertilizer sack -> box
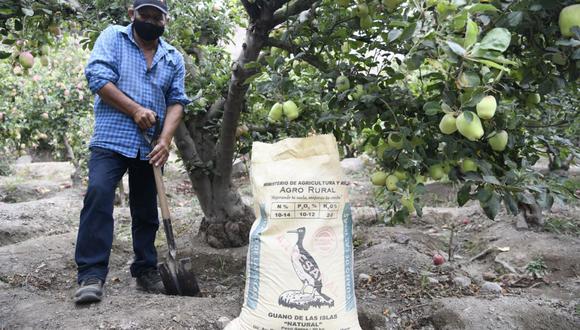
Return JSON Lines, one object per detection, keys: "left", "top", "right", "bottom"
{"left": 227, "top": 134, "right": 361, "bottom": 330}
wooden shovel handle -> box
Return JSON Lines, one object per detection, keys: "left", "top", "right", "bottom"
{"left": 152, "top": 165, "right": 171, "bottom": 221}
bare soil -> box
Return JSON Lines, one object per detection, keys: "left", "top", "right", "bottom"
{"left": 0, "top": 158, "right": 578, "bottom": 329}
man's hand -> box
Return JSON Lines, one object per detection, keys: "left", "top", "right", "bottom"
{"left": 133, "top": 107, "right": 157, "bottom": 130}
{"left": 147, "top": 137, "right": 171, "bottom": 167}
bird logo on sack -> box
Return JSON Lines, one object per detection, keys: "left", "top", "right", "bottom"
{"left": 279, "top": 227, "right": 335, "bottom": 310}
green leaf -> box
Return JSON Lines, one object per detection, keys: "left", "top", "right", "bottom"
{"left": 21, "top": 7, "right": 34, "bottom": 16}
{"left": 436, "top": 2, "right": 457, "bottom": 17}
{"left": 457, "top": 183, "right": 472, "bottom": 206}
{"left": 0, "top": 50, "right": 11, "bottom": 59}
{"left": 536, "top": 190, "right": 554, "bottom": 209}
{"left": 441, "top": 103, "right": 453, "bottom": 113}
{"left": 243, "top": 61, "right": 260, "bottom": 70}
{"left": 423, "top": 101, "right": 440, "bottom": 116}
{"left": 479, "top": 28, "right": 511, "bottom": 53}
{"left": 0, "top": 8, "right": 16, "bottom": 15}
{"left": 503, "top": 193, "right": 519, "bottom": 215}
{"left": 466, "top": 4, "right": 499, "bottom": 13}
{"left": 399, "top": 22, "right": 417, "bottom": 42}
{"left": 387, "top": 29, "right": 403, "bottom": 43}
{"left": 517, "top": 191, "right": 535, "bottom": 205}
{"left": 476, "top": 187, "right": 492, "bottom": 203}
{"left": 447, "top": 40, "right": 466, "bottom": 57}
{"left": 504, "top": 11, "right": 523, "bottom": 27}
{"left": 390, "top": 208, "right": 409, "bottom": 225}
{"left": 457, "top": 71, "right": 480, "bottom": 88}
{"left": 481, "top": 193, "right": 501, "bottom": 219}
{"left": 452, "top": 11, "right": 468, "bottom": 31}
{"left": 465, "top": 19, "right": 478, "bottom": 49}
{"left": 482, "top": 175, "right": 501, "bottom": 185}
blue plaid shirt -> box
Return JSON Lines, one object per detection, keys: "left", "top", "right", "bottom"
{"left": 85, "top": 23, "right": 190, "bottom": 160}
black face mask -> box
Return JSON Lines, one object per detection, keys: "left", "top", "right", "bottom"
{"left": 133, "top": 19, "right": 164, "bottom": 41}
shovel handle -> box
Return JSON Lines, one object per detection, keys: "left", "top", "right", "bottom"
{"left": 152, "top": 165, "right": 177, "bottom": 254}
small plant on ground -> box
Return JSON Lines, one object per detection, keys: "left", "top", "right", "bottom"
{"left": 544, "top": 217, "right": 580, "bottom": 236}
{"left": 525, "top": 257, "right": 549, "bottom": 279}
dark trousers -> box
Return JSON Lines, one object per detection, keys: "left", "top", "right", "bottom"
{"left": 75, "top": 147, "right": 159, "bottom": 284}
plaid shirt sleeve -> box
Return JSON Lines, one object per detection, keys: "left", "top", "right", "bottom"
{"left": 85, "top": 26, "right": 120, "bottom": 94}
{"left": 165, "top": 52, "right": 191, "bottom": 107}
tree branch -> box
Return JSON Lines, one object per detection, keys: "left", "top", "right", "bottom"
{"left": 271, "top": 0, "right": 319, "bottom": 27}
{"left": 240, "top": 0, "right": 261, "bottom": 22}
{"left": 214, "top": 25, "right": 267, "bottom": 192}
{"left": 265, "top": 37, "right": 329, "bottom": 71}
{"left": 204, "top": 98, "right": 226, "bottom": 122}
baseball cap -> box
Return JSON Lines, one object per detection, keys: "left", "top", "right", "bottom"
{"left": 133, "top": 0, "right": 168, "bottom": 15}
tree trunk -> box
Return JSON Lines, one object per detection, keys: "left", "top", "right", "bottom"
{"left": 62, "top": 134, "right": 82, "bottom": 187}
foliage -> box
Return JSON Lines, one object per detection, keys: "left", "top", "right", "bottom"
{"left": 242, "top": 0, "right": 580, "bottom": 223}
{"left": 0, "top": 35, "right": 92, "bottom": 171}
{"left": 525, "top": 256, "right": 548, "bottom": 279}
{"left": 544, "top": 215, "right": 580, "bottom": 235}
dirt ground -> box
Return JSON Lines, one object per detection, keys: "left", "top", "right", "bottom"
{"left": 0, "top": 157, "right": 578, "bottom": 329}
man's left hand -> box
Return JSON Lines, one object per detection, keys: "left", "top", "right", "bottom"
{"left": 147, "top": 138, "right": 171, "bottom": 167}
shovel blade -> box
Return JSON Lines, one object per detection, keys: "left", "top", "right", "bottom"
{"left": 158, "top": 262, "right": 179, "bottom": 295}
{"left": 177, "top": 257, "right": 201, "bottom": 297}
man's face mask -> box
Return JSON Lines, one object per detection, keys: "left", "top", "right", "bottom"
{"left": 134, "top": 18, "right": 165, "bottom": 41}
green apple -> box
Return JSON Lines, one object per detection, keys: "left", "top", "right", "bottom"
{"left": 488, "top": 130, "right": 508, "bottom": 152}
{"left": 385, "top": 174, "right": 399, "bottom": 191}
{"left": 40, "top": 56, "right": 49, "bottom": 67}
{"left": 456, "top": 111, "right": 484, "bottom": 141}
{"left": 400, "top": 195, "right": 415, "bottom": 213}
{"left": 441, "top": 162, "right": 451, "bottom": 175}
{"left": 383, "top": 0, "right": 403, "bottom": 12}
{"left": 411, "top": 136, "right": 425, "bottom": 147}
{"left": 476, "top": 95, "right": 497, "bottom": 120}
{"left": 461, "top": 158, "right": 478, "bottom": 173}
{"left": 394, "top": 170, "right": 407, "bottom": 180}
{"left": 40, "top": 45, "right": 50, "bottom": 55}
{"left": 526, "top": 93, "right": 541, "bottom": 106}
{"left": 268, "top": 102, "right": 283, "bottom": 122}
{"left": 283, "top": 100, "right": 299, "bottom": 120}
{"left": 429, "top": 164, "right": 445, "bottom": 180}
{"left": 18, "top": 52, "right": 34, "bottom": 69}
{"left": 415, "top": 174, "right": 426, "bottom": 184}
{"left": 336, "top": 75, "right": 351, "bottom": 92}
{"left": 439, "top": 113, "right": 457, "bottom": 134}
{"left": 48, "top": 24, "right": 61, "bottom": 36}
{"left": 338, "top": 0, "right": 350, "bottom": 7}
{"left": 341, "top": 41, "right": 351, "bottom": 54}
{"left": 376, "top": 142, "right": 390, "bottom": 160}
{"left": 357, "top": 3, "right": 369, "bottom": 17}
{"left": 387, "top": 132, "right": 404, "bottom": 149}
{"left": 351, "top": 84, "right": 365, "bottom": 100}
{"left": 359, "top": 14, "right": 373, "bottom": 30}
{"left": 559, "top": 4, "right": 580, "bottom": 37}
{"left": 371, "top": 171, "right": 388, "bottom": 186}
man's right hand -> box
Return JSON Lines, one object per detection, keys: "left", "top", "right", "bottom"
{"left": 133, "top": 107, "right": 157, "bottom": 130}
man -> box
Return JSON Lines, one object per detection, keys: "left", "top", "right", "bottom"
{"left": 74, "top": 0, "right": 190, "bottom": 304}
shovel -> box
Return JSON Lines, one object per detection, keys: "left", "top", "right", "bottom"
{"left": 142, "top": 122, "right": 200, "bottom": 297}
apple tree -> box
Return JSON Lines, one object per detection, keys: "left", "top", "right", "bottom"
{"left": 240, "top": 0, "right": 579, "bottom": 226}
